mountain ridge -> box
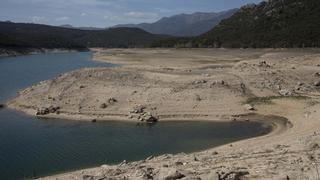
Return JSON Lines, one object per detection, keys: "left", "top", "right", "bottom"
{"left": 113, "top": 9, "right": 238, "bottom": 37}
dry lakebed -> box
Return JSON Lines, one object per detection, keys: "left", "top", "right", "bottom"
{"left": 7, "top": 48, "right": 320, "bottom": 179}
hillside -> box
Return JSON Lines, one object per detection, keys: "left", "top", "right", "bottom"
{"left": 59, "top": 24, "right": 104, "bottom": 31}
{"left": 199, "top": 0, "right": 320, "bottom": 48}
{"left": 0, "top": 21, "right": 166, "bottom": 53}
{"left": 153, "top": 0, "right": 320, "bottom": 48}
{"left": 113, "top": 9, "right": 238, "bottom": 37}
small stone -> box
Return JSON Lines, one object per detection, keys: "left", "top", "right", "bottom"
{"left": 0, "top": 104, "right": 4, "bottom": 109}
{"left": 91, "top": 119, "right": 97, "bottom": 123}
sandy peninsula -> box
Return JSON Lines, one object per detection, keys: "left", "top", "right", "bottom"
{"left": 7, "top": 48, "right": 320, "bottom": 179}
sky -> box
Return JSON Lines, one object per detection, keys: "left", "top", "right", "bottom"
{"left": 0, "top": 0, "right": 263, "bottom": 28}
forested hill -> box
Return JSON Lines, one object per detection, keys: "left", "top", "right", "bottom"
{"left": 201, "top": 0, "right": 320, "bottom": 48}
{"left": 0, "top": 21, "right": 166, "bottom": 50}
{"left": 153, "top": 0, "right": 320, "bottom": 48}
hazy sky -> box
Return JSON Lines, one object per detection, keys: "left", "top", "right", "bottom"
{"left": 0, "top": 0, "right": 263, "bottom": 27}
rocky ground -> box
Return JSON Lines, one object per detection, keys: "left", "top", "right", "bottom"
{"left": 0, "top": 48, "right": 81, "bottom": 58}
{"left": 7, "top": 48, "right": 320, "bottom": 179}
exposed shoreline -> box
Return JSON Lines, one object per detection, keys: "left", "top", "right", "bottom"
{"left": 7, "top": 48, "right": 320, "bottom": 179}
{"left": 0, "top": 47, "right": 89, "bottom": 58}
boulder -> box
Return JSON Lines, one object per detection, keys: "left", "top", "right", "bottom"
{"left": 108, "top": 98, "right": 117, "bottom": 103}
{"left": 82, "top": 175, "right": 94, "bottom": 180}
{"left": 164, "top": 170, "right": 185, "bottom": 180}
{"left": 100, "top": 103, "right": 108, "bottom": 109}
{"left": 36, "top": 107, "right": 50, "bottom": 115}
{"left": 195, "top": 95, "right": 201, "bottom": 101}
{"left": 48, "top": 105, "right": 60, "bottom": 113}
{"left": 158, "top": 168, "right": 185, "bottom": 180}
{"left": 297, "top": 82, "right": 304, "bottom": 86}
{"left": 314, "top": 80, "right": 320, "bottom": 87}
{"left": 217, "top": 170, "right": 249, "bottom": 180}
{"left": 139, "top": 112, "right": 158, "bottom": 123}
{"left": 244, "top": 104, "right": 255, "bottom": 111}
{"left": 279, "top": 89, "right": 292, "bottom": 96}
{"left": 36, "top": 106, "right": 60, "bottom": 115}
{"left": 258, "top": 61, "right": 271, "bottom": 68}
{"left": 119, "top": 160, "right": 127, "bottom": 166}
{"left": 130, "top": 105, "right": 146, "bottom": 114}
{"left": 193, "top": 80, "right": 207, "bottom": 85}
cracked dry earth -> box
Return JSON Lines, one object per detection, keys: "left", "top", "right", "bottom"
{"left": 7, "top": 48, "right": 320, "bottom": 179}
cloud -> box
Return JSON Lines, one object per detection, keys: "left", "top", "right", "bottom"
{"left": 31, "top": 16, "right": 47, "bottom": 23}
{"left": 123, "top": 11, "right": 159, "bottom": 19}
{"left": 103, "top": 11, "right": 159, "bottom": 24}
{"left": 55, "top": 16, "right": 70, "bottom": 21}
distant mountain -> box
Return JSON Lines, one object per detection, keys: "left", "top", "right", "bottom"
{"left": 0, "top": 21, "right": 167, "bottom": 51}
{"left": 113, "top": 9, "right": 238, "bottom": 37}
{"left": 60, "top": 24, "right": 105, "bottom": 31}
{"left": 153, "top": 0, "right": 320, "bottom": 48}
{"left": 200, "top": 0, "right": 320, "bottom": 48}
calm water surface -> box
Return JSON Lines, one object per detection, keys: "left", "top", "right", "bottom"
{"left": 0, "top": 52, "right": 271, "bottom": 179}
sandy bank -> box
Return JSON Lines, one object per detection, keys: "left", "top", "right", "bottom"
{"left": 7, "top": 48, "right": 320, "bottom": 179}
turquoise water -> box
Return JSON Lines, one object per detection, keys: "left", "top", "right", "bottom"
{"left": 0, "top": 52, "right": 271, "bottom": 179}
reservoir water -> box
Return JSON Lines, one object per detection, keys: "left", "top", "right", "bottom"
{"left": 0, "top": 52, "right": 271, "bottom": 179}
